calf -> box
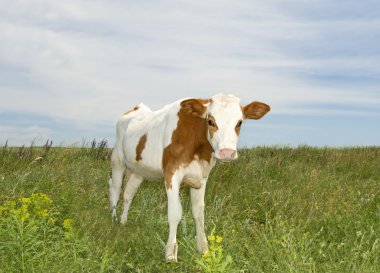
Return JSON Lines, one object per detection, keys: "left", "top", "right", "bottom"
{"left": 108, "top": 94, "right": 270, "bottom": 262}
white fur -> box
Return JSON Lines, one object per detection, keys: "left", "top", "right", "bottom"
{"left": 165, "top": 158, "right": 215, "bottom": 261}
{"left": 109, "top": 94, "right": 246, "bottom": 262}
{"left": 207, "top": 94, "right": 243, "bottom": 159}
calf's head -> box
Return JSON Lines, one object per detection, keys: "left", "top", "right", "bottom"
{"left": 181, "top": 94, "right": 270, "bottom": 161}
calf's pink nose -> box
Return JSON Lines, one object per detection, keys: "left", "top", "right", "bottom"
{"left": 219, "top": 148, "right": 237, "bottom": 160}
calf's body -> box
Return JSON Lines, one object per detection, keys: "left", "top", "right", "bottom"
{"left": 108, "top": 94, "right": 270, "bottom": 261}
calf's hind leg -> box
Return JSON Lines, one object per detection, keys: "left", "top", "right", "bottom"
{"left": 120, "top": 173, "right": 143, "bottom": 225}
{"left": 108, "top": 151, "right": 126, "bottom": 222}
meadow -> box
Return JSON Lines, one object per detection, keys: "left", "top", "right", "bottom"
{"left": 0, "top": 143, "right": 379, "bottom": 272}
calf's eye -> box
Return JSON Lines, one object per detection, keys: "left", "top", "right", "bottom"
{"left": 236, "top": 120, "right": 243, "bottom": 128}
{"left": 208, "top": 119, "right": 216, "bottom": 127}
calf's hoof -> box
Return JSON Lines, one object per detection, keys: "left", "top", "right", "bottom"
{"left": 120, "top": 214, "right": 127, "bottom": 225}
{"left": 197, "top": 237, "right": 209, "bottom": 254}
{"left": 165, "top": 242, "right": 178, "bottom": 263}
{"left": 111, "top": 207, "right": 118, "bottom": 223}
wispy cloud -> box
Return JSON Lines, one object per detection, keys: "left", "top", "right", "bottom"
{"left": 0, "top": 0, "right": 379, "bottom": 146}
{"left": 0, "top": 124, "right": 52, "bottom": 146}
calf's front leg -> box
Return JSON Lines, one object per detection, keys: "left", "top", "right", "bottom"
{"left": 191, "top": 178, "right": 208, "bottom": 254}
{"left": 165, "top": 174, "right": 183, "bottom": 262}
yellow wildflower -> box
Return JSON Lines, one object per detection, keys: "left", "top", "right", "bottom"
{"left": 14, "top": 204, "right": 30, "bottom": 222}
{"left": 4, "top": 200, "right": 16, "bottom": 209}
{"left": 208, "top": 235, "right": 215, "bottom": 241}
{"left": 63, "top": 218, "right": 75, "bottom": 239}
{"left": 202, "top": 251, "right": 211, "bottom": 259}
{"left": 31, "top": 193, "right": 53, "bottom": 205}
{"left": 63, "top": 219, "right": 74, "bottom": 230}
{"left": 40, "top": 209, "right": 49, "bottom": 217}
{"left": 19, "top": 197, "right": 31, "bottom": 204}
{"left": 49, "top": 217, "right": 57, "bottom": 224}
{"left": 216, "top": 235, "right": 223, "bottom": 243}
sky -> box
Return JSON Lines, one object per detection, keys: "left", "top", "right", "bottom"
{"left": 0, "top": 0, "right": 379, "bottom": 147}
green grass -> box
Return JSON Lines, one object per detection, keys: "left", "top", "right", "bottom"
{"left": 0, "top": 145, "right": 379, "bottom": 272}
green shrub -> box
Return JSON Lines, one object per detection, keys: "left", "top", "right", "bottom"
{"left": 195, "top": 228, "right": 233, "bottom": 273}
{"left": 0, "top": 193, "right": 108, "bottom": 273}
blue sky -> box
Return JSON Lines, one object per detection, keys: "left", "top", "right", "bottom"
{"left": 0, "top": 0, "right": 379, "bottom": 147}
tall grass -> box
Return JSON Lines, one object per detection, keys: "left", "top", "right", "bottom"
{"left": 0, "top": 144, "right": 379, "bottom": 272}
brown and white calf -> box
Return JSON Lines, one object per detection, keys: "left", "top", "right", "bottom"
{"left": 108, "top": 94, "right": 270, "bottom": 262}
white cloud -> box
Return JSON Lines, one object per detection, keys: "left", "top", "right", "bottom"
{"left": 0, "top": 0, "right": 379, "bottom": 146}
{"left": 0, "top": 124, "right": 52, "bottom": 146}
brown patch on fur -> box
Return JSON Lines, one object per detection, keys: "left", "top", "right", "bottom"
{"left": 207, "top": 115, "right": 218, "bottom": 139}
{"left": 135, "top": 134, "right": 147, "bottom": 161}
{"left": 243, "top": 102, "right": 270, "bottom": 120}
{"left": 123, "top": 105, "right": 140, "bottom": 116}
{"left": 163, "top": 99, "right": 213, "bottom": 189}
{"left": 180, "top": 99, "right": 210, "bottom": 118}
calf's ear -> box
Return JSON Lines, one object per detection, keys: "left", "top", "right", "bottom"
{"left": 243, "top": 101, "right": 270, "bottom": 120}
{"left": 181, "top": 99, "right": 210, "bottom": 118}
